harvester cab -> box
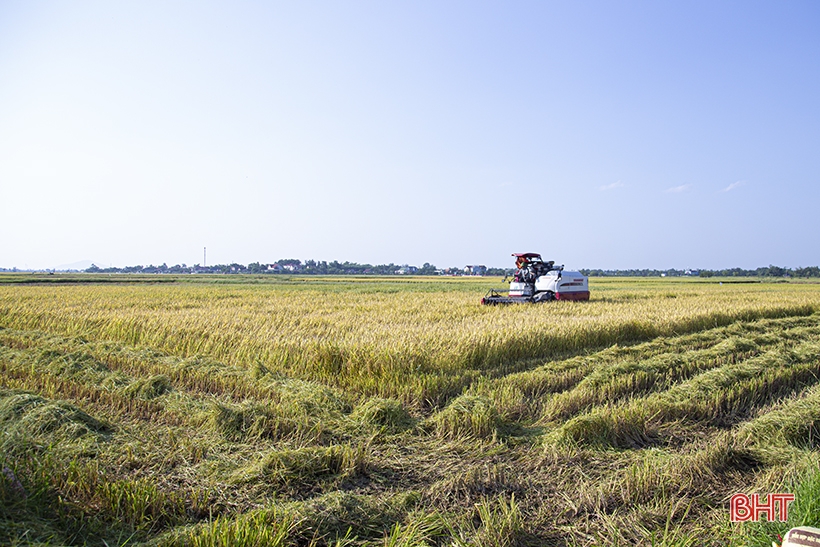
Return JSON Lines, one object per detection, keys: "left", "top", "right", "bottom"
{"left": 481, "top": 253, "right": 589, "bottom": 305}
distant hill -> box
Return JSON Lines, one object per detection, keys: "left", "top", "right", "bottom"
{"left": 54, "top": 260, "right": 102, "bottom": 271}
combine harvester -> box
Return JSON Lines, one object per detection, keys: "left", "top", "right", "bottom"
{"left": 481, "top": 253, "right": 589, "bottom": 305}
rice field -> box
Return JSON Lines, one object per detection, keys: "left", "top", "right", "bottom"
{"left": 1, "top": 274, "right": 820, "bottom": 546}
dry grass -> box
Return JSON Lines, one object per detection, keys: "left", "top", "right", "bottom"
{"left": 1, "top": 277, "right": 817, "bottom": 405}
{"left": 1, "top": 275, "right": 820, "bottom": 546}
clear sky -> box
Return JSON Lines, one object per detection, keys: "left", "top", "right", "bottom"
{"left": 1, "top": 1, "right": 819, "bottom": 270}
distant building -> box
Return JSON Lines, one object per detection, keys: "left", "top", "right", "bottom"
{"left": 464, "top": 265, "right": 487, "bottom": 276}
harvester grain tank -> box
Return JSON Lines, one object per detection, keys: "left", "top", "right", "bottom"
{"left": 481, "top": 253, "right": 589, "bottom": 305}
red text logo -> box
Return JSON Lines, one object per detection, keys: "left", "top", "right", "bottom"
{"left": 730, "top": 493, "right": 795, "bottom": 522}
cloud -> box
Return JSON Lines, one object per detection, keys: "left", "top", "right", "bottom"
{"left": 599, "top": 180, "right": 624, "bottom": 191}
{"left": 723, "top": 180, "right": 745, "bottom": 192}
{"left": 666, "top": 184, "right": 691, "bottom": 193}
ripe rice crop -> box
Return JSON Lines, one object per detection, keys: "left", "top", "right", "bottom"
{"left": 1, "top": 277, "right": 817, "bottom": 405}
{"left": 1, "top": 274, "right": 820, "bottom": 546}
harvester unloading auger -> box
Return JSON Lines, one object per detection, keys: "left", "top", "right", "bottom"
{"left": 481, "top": 253, "right": 590, "bottom": 305}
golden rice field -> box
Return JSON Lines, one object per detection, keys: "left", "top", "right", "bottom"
{"left": 1, "top": 274, "right": 820, "bottom": 546}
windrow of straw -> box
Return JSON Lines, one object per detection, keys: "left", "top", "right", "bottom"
{"left": 546, "top": 338, "right": 820, "bottom": 449}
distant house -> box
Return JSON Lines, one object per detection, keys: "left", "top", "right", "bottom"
{"left": 396, "top": 265, "right": 418, "bottom": 275}
{"left": 464, "top": 265, "right": 487, "bottom": 276}
{"left": 267, "top": 263, "right": 302, "bottom": 273}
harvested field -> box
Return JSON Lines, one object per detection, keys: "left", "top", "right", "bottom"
{"left": 1, "top": 275, "right": 819, "bottom": 546}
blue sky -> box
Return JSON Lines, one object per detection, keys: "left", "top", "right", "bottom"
{"left": 1, "top": 1, "right": 818, "bottom": 270}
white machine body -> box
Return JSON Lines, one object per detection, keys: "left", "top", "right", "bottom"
{"left": 535, "top": 270, "right": 589, "bottom": 300}
{"left": 509, "top": 282, "right": 533, "bottom": 297}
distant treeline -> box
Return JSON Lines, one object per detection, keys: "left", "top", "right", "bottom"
{"left": 581, "top": 266, "right": 820, "bottom": 278}
{"left": 82, "top": 260, "right": 509, "bottom": 276}
{"left": 7, "top": 261, "right": 806, "bottom": 278}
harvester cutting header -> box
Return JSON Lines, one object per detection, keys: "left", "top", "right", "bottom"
{"left": 481, "top": 253, "right": 590, "bottom": 305}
